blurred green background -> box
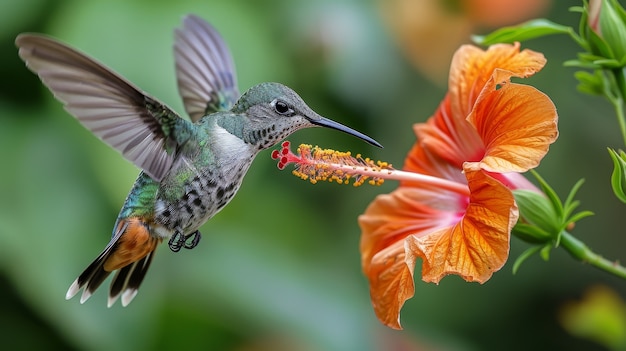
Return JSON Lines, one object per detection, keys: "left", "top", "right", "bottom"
{"left": 2, "top": 0, "right": 626, "bottom": 350}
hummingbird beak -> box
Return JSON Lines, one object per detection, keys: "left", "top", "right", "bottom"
{"left": 311, "top": 117, "right": 383, "bottom": 148}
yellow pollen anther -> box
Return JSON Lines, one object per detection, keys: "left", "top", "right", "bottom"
{"left": 284, "top": 144, "right": 394, "bottom": 187}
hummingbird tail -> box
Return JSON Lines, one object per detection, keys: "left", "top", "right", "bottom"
{"left": 65, "top": 218, "right": 161, "bottom": 307}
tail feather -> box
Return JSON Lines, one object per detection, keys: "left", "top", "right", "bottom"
{"left": 66, "top": 236, "right": 120, "bottom": 302}
{"left": 66, "top": 218, "right": 160, "bottom": 306}
{"left": 108, "top": 251, "right": 156, "bottom": 307}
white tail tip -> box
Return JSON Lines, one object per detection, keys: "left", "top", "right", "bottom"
{"left": 66, "top": 280, "right": 81, "bottom": 300}
{"left": 121, "top": 289, "right": 138, "bottom": 307}
{"left": 79, "top": 289, "right": 93, "bottom": 304}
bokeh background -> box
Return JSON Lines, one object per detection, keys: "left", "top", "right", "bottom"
{"left": 2, "top": 0, "right": 626, "bottom": 350}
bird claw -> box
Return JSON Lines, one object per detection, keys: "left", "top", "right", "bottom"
{"left": 168, "top": 230, "right": 202, "bottom": 252}
{"left": 168, "top": 232, "right": 184, "bottom": 252}
{"left": 183, "top": 231, "right": 201, "bottom": 249}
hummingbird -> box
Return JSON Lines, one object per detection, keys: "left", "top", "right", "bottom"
{"left": 16, "top": 15, "right": 381, "bottom": 307}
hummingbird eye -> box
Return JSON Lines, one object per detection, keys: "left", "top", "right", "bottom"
{"left": 272, "top": 100, "right": 294, "bottom": 116}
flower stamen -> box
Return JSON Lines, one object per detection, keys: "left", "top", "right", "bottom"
{"left": 271, "top": 141, "right": 389, "bottom": 186}
{"left": 271, "top": 141, "right": 471, "bottom": 195}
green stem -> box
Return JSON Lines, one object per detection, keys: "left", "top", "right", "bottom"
{"left": 612, "top": 95, "right": 626, "bottom": 147}
{"left": 560, "top": 231, "right": 626, "bottom": 279}
{"left": 614, "top": 67, "right": 626, "bottom": 102}
{"left": 608, "top": 68, "right": 626, "bottom": 147}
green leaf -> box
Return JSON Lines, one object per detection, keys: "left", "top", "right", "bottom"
{"left": 564, "top": 59, "right": 603, "bottom": 69}
{"left": 540, "top": 243, "right": 553, "bottom": 261}
{"left": 569, "top": 6, "right": 585, "bottom": 14}
{"left": 512, "top": 245, "right": 543, "bottom": 274}
{"left": 577, "top": 84, "right": 602, "bottom": 96}
{"left": 563, "top": 179, "right": 586, "bottom": 220}
{"left": 574, "top": 71, "right": 603, "bottom": 85}
{"left": 598, "top": 0, "right": 626, "bottom": 60}
{"left": 594, "top": 59, "right": 624, "bottom": 68}
{"left": 512, "top": 223, "right": 553, "bottom": 244}
{"left": 608, "top": 148, "right": 626, "bottom": 203}
{"left": 514, "top": 190, "right": 560, "bottom": 235}
{"left": 575, "top": 5, "right": 591, "bottom": 48}
{"left": 567, "top": 210, "right": 595, "bottom": 225}
{"left": 473, "top": 19, "right": 574, "bottom": 45}
{"left": 612, "top": 0, "right": 626, "bottom": 23}
{"left": 578, "top": 52, "right": 613, "bottom": 63}
{"left": 518, "top": 171, "right": 593, "bottom": 244}
{"left": 531, "top": 170, "right": 564, "bottom": 218}
{"left": 561, "top": 179, "right": 594, "bottom": 231}
{"left": 574, "top": 70, "right": 605, "bottom": 95}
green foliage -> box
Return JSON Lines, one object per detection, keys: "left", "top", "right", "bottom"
{"left": 608, "top": 148, "right": 626, "bottom": 203}
{"left": 561, "top": 286, "right": 626, "bottom": 351}
{"left": 593, "top": 0, "right": 626, "bottom": 62}
{"left": 472, "top": 19, "right": 576, "bottom": 46}
{"left": 573, "top": 70, "right": 605, "bottom": 95}
{"left": 512, "top": 171, "right": 593, "bottom": 273}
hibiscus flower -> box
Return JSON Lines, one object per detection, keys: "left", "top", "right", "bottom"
{"left": 358, "top": 43, "right": 558, "bottom": 329}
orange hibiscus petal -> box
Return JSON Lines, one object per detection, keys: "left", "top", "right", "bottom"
{"left": 363, "top": 241, "right": 414, "bottom": 330}
{"left": 409, "top": 96, "right": 484, "bottom": 170}
{"left": 406, "top": 168, "right": 518, "bottom": 283}
{"left": 403, "top": 127, "right": 469, "bottom": 186}
{"left": 404, "top": 44, "right": 551, "bottom": 179}
{"left": 467, "top": 81, "right": 558, "bottom": 173}
{"left": 359, "top": 187, "right": 466, "bottom": 274}
{"left": 448, "top": 43, "right": 547, "bottom": 119}
{"left": 359, "top": 186, "right": 467, "bottom": 329}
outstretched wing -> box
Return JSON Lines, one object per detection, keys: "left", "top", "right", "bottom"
{"left": 16, "top": 34, "right": 193, "bottom": 182}
{"left": 174, "top": 14, "right": 239, "bottom": 122}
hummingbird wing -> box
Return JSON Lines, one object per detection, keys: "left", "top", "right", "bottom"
{"left": 174, "top": 14, "right": 239, "bottom": 122}
{"left": 16, "top": 34, "right": 193, "bottom": 182}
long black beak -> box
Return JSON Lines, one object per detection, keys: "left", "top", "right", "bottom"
{"left": 312, "top": 117, "right": 383, "bottom": 148}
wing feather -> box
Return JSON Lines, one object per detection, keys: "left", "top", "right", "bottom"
{"left": 16, "top": 34, "right": 191, "bottom": 181}
{"left": 174, "top": 14, "right": 239, "bottom": 121}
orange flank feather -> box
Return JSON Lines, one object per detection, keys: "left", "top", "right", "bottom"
{"left": 66, "top": 217, "right": 161, "bottom": 307}
{"left": 103, "top": 219, "right": 159, "bottom": 272}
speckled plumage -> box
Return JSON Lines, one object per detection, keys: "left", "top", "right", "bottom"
{"left": 16, "top": 15, "right": 381, "bottom": 307}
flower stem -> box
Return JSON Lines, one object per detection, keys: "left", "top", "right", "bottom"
{"left": 560, "top": 231, "right": 626, "bottom": 279}
{"left": 612, "top": 95, "right": 626, "bottom": 147}
{"left": 614, "top": 67, "right": 626, "bottom": 102}
{"left": 608, "top": 69, "right": 626, "bottom": 147}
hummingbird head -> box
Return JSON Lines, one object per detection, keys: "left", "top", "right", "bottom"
{"left": 231, "top": 82, "right": 382, "bottom": 149}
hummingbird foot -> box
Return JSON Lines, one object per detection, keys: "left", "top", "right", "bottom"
{"left": 168, "top": 232, "right": 185, "bottom": 252}
{"left": 183, "top": 230, "right": 202, "bottom": 250}
{"left": 168, "top": 230, "right": 202, "bottom": 252}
